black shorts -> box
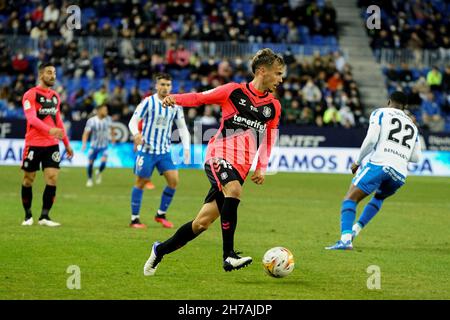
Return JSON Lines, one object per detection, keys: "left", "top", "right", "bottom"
{"left": 21, "top": 145, "right": 61, "bottom": 172}
{"left": 204, "top": 158, "right": 244, "bottom": 206}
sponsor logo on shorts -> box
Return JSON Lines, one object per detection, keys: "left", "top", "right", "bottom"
{"left": 52, "top": 151, "right": 61, "bottom": 162}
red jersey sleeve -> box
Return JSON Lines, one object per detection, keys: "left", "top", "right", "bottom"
{"left": 22, "top": 89, "right": 53, "bottom": 134}
{"left": 256, "top": 100, "right": 281, "bottom": 172}
{"left": 172, "top": 83, "right": 238, "bottom": 107}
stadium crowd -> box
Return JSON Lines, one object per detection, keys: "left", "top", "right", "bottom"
{"left": 383, "top": 63, "right": 450, "bottom": 132}
{"left": 358, "top": 0, "right": 450, "bottom": 66}
{"left": 0, "top": 0, "right": 337, "bottom": 44}
{"left": 0, "top": 34, "right": 363, "bottom": 130}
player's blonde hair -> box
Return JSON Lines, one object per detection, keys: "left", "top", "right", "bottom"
{"left": 251, "top": 48, "right": 285, "bottom": 74}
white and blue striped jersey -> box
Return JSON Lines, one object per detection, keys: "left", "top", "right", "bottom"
{"left": 355, "top": 107, "right": 422, "bottom": 177}
{"left": 84, "top": 115, "right": 113, "bottom": 149}
{"left": 128, "top": 94, "right": 190, "bottom": 154}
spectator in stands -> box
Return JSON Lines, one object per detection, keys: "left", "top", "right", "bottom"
{"left": 30, "top": 22, "right": 47, "bottom": 40}
{"left": 334, "top": 51, "right": 346, "bottom": 73}
{"left": 323, "top": 103, "right": 340, "bottom": 127}
{"left": 407, "top": 86, "right": 423, "bottom": 111}
{"left": 439, "top": 36, "right": 450, "bottom": 63}
{"left": 339, "top": 105, "right": 355, "bottom": 129}
{"left": 442, "top": 65, "right": 450, "bottom": 93}
{"left": 421, "top": 92, "right": 445, "bottom": 132}
{"left": 398, "top": 62, "right": 413, "bottom": 88}
{"left": 407, "top": 32, "right": 423, "bottom": 67}
{"left": 128, "top": 87, "right": 142, "bottom": 108}
{"left": 31, "top": 5, "right": 44, "bottom": 23}
{"left": 286, "top": 21, "right": 300, "bottom": 43}
{"left": 74, "top": 49, "right": 95, "bottom": 79}
{"left": 11, "top": 53, "right": 29, "bottom": 74}
{"left": 43, "top": 2, "right": 60, "bottom": 23}
{"left": 175, "top": 44, "right": 191, "bottom": 69}
{"left": 199, "top": 105, "right": 218, "bottom": 126}
{"left": 165, "top": 43, "right": 177, "bottom": 69}
{"left": 93, "top": 85, "right": 109, "bottom": 107}
{"left": 285, "top": 99, "right": 302, "bottom": 124}
{"left": 327, "top": 72, "right": 343, "bottom": 93}
{"left": 302, "top": 78, "right": 322, "bottom": 109}
{"left": 109, "top": 85, "right": 127, "bottom": 120}
{"left": 298, "top": 106, "right": 314, "bottom": 126}
{"left": 426, "top": 66, "right": 443, "bottom": 91}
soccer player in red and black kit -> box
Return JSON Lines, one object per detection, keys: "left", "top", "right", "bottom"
{"left": 20, "top": 62, "right": 74, "bottom": 227}
{"left": 144, "top": 48, "right": 285, "bottom": 275}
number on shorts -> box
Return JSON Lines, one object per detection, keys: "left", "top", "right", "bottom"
{"left": 136, "top": 155, "right": 144, "bottom": 167}
{"left": 27, "top": 150, "right": 34, "bottom": 160}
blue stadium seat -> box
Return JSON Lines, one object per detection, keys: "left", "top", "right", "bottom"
{"left": 124, "top": 78, "right": 137, "bottom": 91}
{"left": 139, "top": 78, "right": 152, "bottom": 92}
{"left": 0, "top": 75, "right": 11, "bottom": 86}
{"left": 92, "top": 56, "right": 105, "bottom": 78}
{"left": 82, "top": 8, "right": 96, "bottom": 25}
{"left": 411, "top": 68, "right": 421, "bottom": 80}
{"left": 98, "top": 17, "right": 111, "bottom": 29}
{"left": 178, "top": 69, "right": 191, "bottom": 81}
{"left": 311, "top": 35, "right": 325, "bottom": 46}
{"left": 325, "top": 36, "right": 338, "bottom": 46}
{"left": 172, "top": 80, "right": 180, "bottom": 93}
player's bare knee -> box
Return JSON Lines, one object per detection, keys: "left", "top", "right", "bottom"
{"left": 135, "top": 177, "right": 148, "bottom": 189}
{"left": 168, "top": 177, "right": 178, "bottom": 189}
{"left": 46, "top": 175, "right": 58, "bottom": 186}
{"left": 23, "top": 174, "right": 35, "bottom": 187}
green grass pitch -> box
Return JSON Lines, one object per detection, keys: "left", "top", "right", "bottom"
{"left": 0, "top": 166, "right": 449, "bottom": 299}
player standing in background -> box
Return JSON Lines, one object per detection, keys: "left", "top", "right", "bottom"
{"left": 128, "top": 73, "right": 190, "bottom": 229}
{"left": 21, "top": 62, "right": 74, "bottom": 227}
{"left": 143, "top": 48, "right": 285, "bottom": 275}
{"left": 81, "top": 103, "right": 116, "bottom": 187}
{"left": 326, "top": 91, "right": 422, "bottom": 250}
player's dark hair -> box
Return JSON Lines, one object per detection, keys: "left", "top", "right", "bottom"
{"left": 251, "top": 48, "right": 285, "bottom": 74}
{"left": 155, "top": 73, "right": 172, "bottom": 82}
{"left": 389, "top": 91, "right": 408, "bottom": 108}
{"left": 38, "top": 62, "right": 55, "bottom": 72}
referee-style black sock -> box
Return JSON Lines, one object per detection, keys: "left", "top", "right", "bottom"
{"left": 157, "top": 220, "right": 199, "bottom": 256}
{"left": 21, "top": 185, "right": 33, "bottom": 219}
{"left": 220, "top": 197, "right": 240, "bottom": 259}
{"left": 40, "top": 185, "right": 56, "bottom": 220}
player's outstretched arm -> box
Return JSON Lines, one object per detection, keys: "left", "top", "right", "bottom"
{"left": 163, "top": 83, "right": 238, "bottom": 108}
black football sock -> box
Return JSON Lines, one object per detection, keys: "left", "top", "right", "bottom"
{"left": 40, "top": 185, "right": 56, "bottom": 220}
{"left": 157, "top": 220, "right": 200, "bottom": 256}
{"left": 21, "top": 185, "right": 33, "bottom": 219}
{"left": 220, "top": 197, "right": 240, "bottom": 259}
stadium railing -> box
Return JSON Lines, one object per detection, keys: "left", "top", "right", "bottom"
{"left": 1, "top": 35, "right": 341, "bottom": 60}
{"left": 378, "top": 48, "right": 450, "bottom": 67}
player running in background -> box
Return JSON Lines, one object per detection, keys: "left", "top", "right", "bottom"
{"left": 128, "top": 73, "right": 190, "bottom": 229}
{"left": 21, "top": 62, "right": 74, "bottom": 227}
{"left": 326, "top": 91, "right": 422, "bottom": 250}
{"left": 143, "top": 48, "right": 284, "bottom": 275}
{"left": 81, "top": 103, "right": 116, "bottom": 187}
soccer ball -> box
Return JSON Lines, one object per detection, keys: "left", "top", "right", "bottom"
{"left": 262, "top": 247, "right": 295, "bottom": 278}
